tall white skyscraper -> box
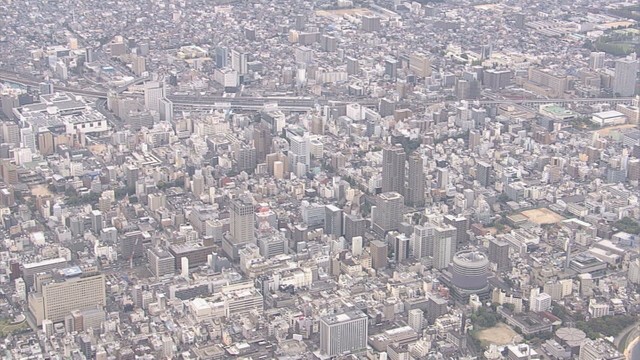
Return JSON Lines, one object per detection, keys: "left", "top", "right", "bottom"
{"left": 588, "top": 51, "right": 605, "bottom": 70}
{"left": 408, "top": 308, "right": 424, "bottom": 333}
{"left": 144, "top": 81, "right": 164, "bottom": 113}
{"left": 320, "top": 310, "right": 368, "bottom": 357}
{"left": 413, "top": 224, "right": 435, "bottom": 259}
{"left": 231, "top": 49, "right": 248, "bottom": 75}
{"left": 20, "top": 127, "right": 36, "bottom": 152}
{"left": 433, "top": 223, "right": 456, "bottom": 269}
{"left": 287, "top": 131, "right": 311, "bottom": 167}
{"left": 613, "top": 56, "right": 638, "bottom": 97}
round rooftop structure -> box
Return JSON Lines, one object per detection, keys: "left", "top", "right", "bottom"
{"left": 555, "top": 327, "right": 586, "bottom": 346}
{"left": 451, "top": 250, "right": 489, "bottom": 291}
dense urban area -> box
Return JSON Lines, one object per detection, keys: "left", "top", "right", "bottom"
{"left": 0, "top": 0, "right": 639, "bottom": 359}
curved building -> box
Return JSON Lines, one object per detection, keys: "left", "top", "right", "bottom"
{"left": 451, "top": 251, "right": 489, "bottom": 291}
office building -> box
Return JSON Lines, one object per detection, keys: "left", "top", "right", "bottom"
{"left": 320, "top": 310, "right": 368, "bottom": 357}
{"left": 406, "top": 154, "right": 425, "bottom": 207}
{"left": 433, "top": 224, "right": 456, "bottom": 270}
{"left": 28, "top": 268, "right": 106, "bottom": 326}
{"left": 613, "top": 57, "right": 638, "bottom": 96}
{"left": 344, "top": 214, "right": 367, "bottom": 242}
{"left": 147, "top": 248, "right": 175, "bottom": 278}
{"left": 589, "top": 52, "right": 605, "bottom": 70}
{"left": 488, "top": 238, "right": 511, "bottom": 271}
{"left": 382, "top": 146, "right": 406, "bottom": 195}
{"left": 413, "top": 224, "right": 434, "bottom": 259}
{"left": 20, "top": 127, "right": 36, "bottom": 152}
{"left": 324, "top": 204, "right": 343, "bottom": 237}
{"left": 372, "top": 192, "right": 404, "bottom": 235}
{"left": 444, "top": 214, "right": 469, "bottom": 250}
{"left": 409, "top": 53, "right": 432, "bottom": 77}
{"left": 370, "top": 240, "right": 388, "bottom": 270}
{"left": 483, "top": 69, "right": 511, "bottom": 90}
{"left": 91, "top": 210, "right": 103, "bottom": 234}
{"left": 362, "top": 15, "right": 381, "bottom": 32}
{"left": 230, "top": 193, "right": 255, "bottom": 244}
{"left": 477, "top": 161, "right": 491, "bottom": 187}
{"left": 253, "top": 123, "right": 272, "bottom": 163}
{"left": 143, "top": 81, "right": 164, "bottom": 113}
{"left": 214, "top": 47, "right": 228, "bottom": 68}
{"left": 384, "top": 58, "right": 398, "bottom": 80}
{"left": 408, "top": 309, "right": 423, "bottom": 333}
{"left": 394, "top": 234, "right": 411, "bottom": 263}
{"left": 22, "top": 258, "right": 68, "bottom": 290}
{"left": 231, "top": 49, "right": 248, "bottom": 75}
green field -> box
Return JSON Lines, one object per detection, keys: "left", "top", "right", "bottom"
{"left": 0, "top": 318, "right": 29, "bottom": 337}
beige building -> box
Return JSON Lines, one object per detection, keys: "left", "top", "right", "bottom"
{"left": 28, "top": 271, "right": 106, "bottom": 326}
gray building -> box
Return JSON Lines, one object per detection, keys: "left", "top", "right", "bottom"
{"left": 320, "top": 310, "right": 368, "bottom": 357}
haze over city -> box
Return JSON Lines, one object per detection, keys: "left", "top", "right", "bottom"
{"left": 0, "top": 0, "right": 639, "bottom": 359}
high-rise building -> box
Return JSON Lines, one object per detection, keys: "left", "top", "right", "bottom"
{"left": 370, "top": 240, "right": 388, "bottom": 270}
{"left": 230, "top": 194, "right": 255, "bottom": 244}
{"left": 433, "top": 224, "right": 456, "bottom": 269}
{"left": 361, "top": 15, "right": 381, "bottom": 32}
{"left": 488, "top": 238, "right": 511, "bottom": 271}
{"left": 629, "top": 258, "right": 640, "bottom": 284}
{"left": 413, "top": 224, "right": 435, "bottom": 259}
{"left": 320, "top": 310, "right": 368, "bottom": 357}
{"left": 147, "top": 248, "right": 176, "bottom": 278}
{"left": 476, "top": 161, "right": 491, "bottom": 187}
{"left": 382, "top": 146, "right": 406, "bottom": 195}
{"left": 28, "top": 269, "right": 106, "bottom": 326}
{"left": 408, "top": 308, "right": 424, "bottom": 333}
{"left": 346, "top": 56, "right": 360, "bottom": 75}
{"left": 589, "top": 52, "right": 606, "bottom": 70}
{"left": 394, "top": 234, "right": 410, "bottom": 263}
{"left": 37, "top": 129, "right": 54, "bottom": 156}
{"left": 215, "top": 47, "right": 228, "bottom": 68}
{"left": 20, "top": 127, "right": 36, "bottom": 152}
{"left": 372, "top": 192, "right": 404, "bottom": 235}
{"left": 324, "top": 205, "right": 343, "bottom": 237}
{"left": 384, "top": 58, "right": 398, "bottom": 80}
{"left": 253, "top": 124, "right": 272, "bottom": 163}
{"left": 531, "top": 292, "right": 552, "bottom": 312}
{"left": 191, "top": 171, "right": 204, "bottom": 197}
{"left": 231, "top": 49, "right": 248, "bottom": 75}
{"left": 444, "top": 214, "right": 469, "bottom": 250}
{"left": 528, "top": 68, "right": 568, "bottom": 97}
{"left": 483, "top": 69, "right": 511, "bottom": 90}
{"left": 613, "top": 57, "right": 638, "bottom": 97}
{"left": 344, "top": 214, "right": 367, "bottom": 242}
{"left": 91, "top": 210, "right": 103, "bottom": 234}
{"left": 409, "top": 53, "right": 432, "bottom": 77}
{"left": 143, "top": 81, "right": 164, "bottom": 113}
{"left": 406, "top": 154, "right": 425, "bottom": 207}
{"left": 287, "top": 131, "right": 310, "bottom": 170}
{"left": 132, "top": 55, "right": 146, "bottom": 76}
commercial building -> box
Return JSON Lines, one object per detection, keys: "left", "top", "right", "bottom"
{"left": 372, "top": 192, "right": 404, "bottom": 235}
{"left": 319, "top": 310, "right": 368, "bottom": 357}
{"left": 381, "top": 146, "right": 406, "bottom": 195}
{"left": 28, "top": 268, "right": 106, "bottom": 326}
